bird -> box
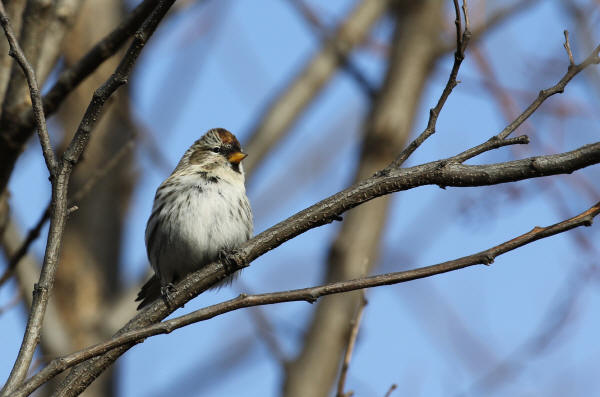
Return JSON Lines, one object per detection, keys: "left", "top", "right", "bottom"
{"left": 136, "top": 128, "right": 253, "bottom": 309}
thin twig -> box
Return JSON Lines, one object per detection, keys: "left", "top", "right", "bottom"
{"left": 453, "top": 41, "right": 600, "bottom": 163}
{"left": 388, "top": 0, "right": 471, "bottom": 169}
{"left": 0, "top": 2, "right": 56, "bottom": 175}
{"left": 336, "top": 292, "right": 368, "bottom": 397}
{"left": 384, "top": 384, "right": 398, "bottom": 397}
{"left": 436, "top": 0, "right": 541, "bottom": 56}
{"left": 496, "top": 42, "right": 600, "bottom": 141}
{"left": 41, "top": 138, "right": 600, "bottom": 396}
{"left": 563, "top": 30, "right": 575, "bottom": 66}
{"left": 14, "top": 200, "right": 600, "bottom": 396}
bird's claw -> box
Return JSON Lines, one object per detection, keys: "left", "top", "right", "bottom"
{"left": 160, "top": 282, "right": 176, "bottom": 308}
{"left": 218, "top": 248, "right": 243, "bottom": 275}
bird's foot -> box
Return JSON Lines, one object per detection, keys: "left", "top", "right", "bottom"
{"left": 218, "top": 248, "right": 245, "bottom": 276}
{"left": 160, "top": 282, "right": 176, "bottom": 308}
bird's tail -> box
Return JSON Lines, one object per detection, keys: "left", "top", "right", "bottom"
{"left": 135, "top": 275, "right": 161, "bottom": 310}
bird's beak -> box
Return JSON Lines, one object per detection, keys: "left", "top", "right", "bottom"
{"left": 228, "top": 151, "right": 247, "bottom": 164}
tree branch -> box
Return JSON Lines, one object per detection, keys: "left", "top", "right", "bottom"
{"left": 0, "top": 0, "right": 161, "bottom": 194}
{"left": 244, "top": 0, "right": 391, "bottom": 175}
{"left": 336, "top": 292, "right": 367, "bottom": 397}
{"left": 388, "top": 0, "right": 471, "bottom": 169}
{"left": 0, "top": 1, "right": 174, "bottom": 395}
{"left": 40, "top": 137, "right": 600, "bottom": 396}
{"left": 14, "top": 200, "right": 600, "bottom": 396}
{"left": 496, "top": 43, "right": 600, "bottom": 141}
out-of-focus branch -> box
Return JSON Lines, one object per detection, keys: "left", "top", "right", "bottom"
{"left": 0, "top": 0, "right": 161, "bottom": 194}
{"left": 335, "top": 292, "right": 367, "bottom": 397}
{"left": 438, "top": 0, "right": 542, "bottom": 54}
{"left": 244, "top": 0, "right": 391, "bottom": 175}
{"left": 0, "top": 218, "right": 72, "bottom": 358}
{"left": 0, "top": 137, "right": 135, "bottom": 288}
{"left": 0, "top": 1, "right": 175, "bottom": 394}
{"left": 0, "top": 0, "right": 26, "bottom": 102}
{"left": 0, "top": 2, "right": 57, "bottom": 174}
{"left": 462, "top": 265, "right": 597, "bottom": 396}
{"left": 238, "top": 283, "right": 288, "bottom": 364}
{"left": 14, "top": 200, "right": 600, "bottom": 397}
{"left": 284, "top": 1, "right": 446, "bottom": 395}
{"left": 286, "top": 0, "right": 375, "bottom": 98}
{"left": 384, "top": 384, "right": 398, "bottom": 397}
{"left": 35, "top": 0, "right": 85, "bottom": 84}
{"left": 1, "top": 0, "right": 54, "bottom": 129}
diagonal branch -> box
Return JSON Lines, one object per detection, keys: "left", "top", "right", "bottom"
{"left": 244, "top": 0, "right": 391, "bottom": 175}
{"left": 14, "top": 200, "right": 600, "bottom": 396}
{"left": 47, "top": 138, "right": 600, "bottom": 396}
{"left": 496, "top": 43, "right": 600, "bottom": 141}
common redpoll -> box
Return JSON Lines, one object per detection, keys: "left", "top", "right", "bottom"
{"left": 136, "top": 128, "right": 253, "bottom": 309}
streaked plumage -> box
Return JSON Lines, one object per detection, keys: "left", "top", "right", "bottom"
{"left": 136, "top": 128, "right": 253, "bottom": 309}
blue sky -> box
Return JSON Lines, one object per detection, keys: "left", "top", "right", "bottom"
{"left": 2, "top": 1, "right": 600, "bottom": 396}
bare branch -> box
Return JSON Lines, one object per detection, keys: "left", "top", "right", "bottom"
{"left": 27, "top": 3, "right": 600, "bottom": 393}
{"left": 0, "top": 1, "right": 174, "bottom": 394}
{"left": 0, "top": 2, "right": 57, "bottom": 174}
{"left": 496, "top": 42, "right": 600, "bottom": 141}
{"left": 37, "top": 138, "right": 600, "bottom": 396}
{"left": 563, "top": 30, "right": 575, "bottom": 66}
{"left": 438, "top": 0, "right": 541, "bottom": 55}
{"left": 14, "top": 200, "right": 600, "bottom": 396}
{"left": 388, "top": 0, "right": 471, "bottom": 169}
{"left": 336, "top": 292, "right": 367, "bottom": 397}
{"left": 442, "top": 40, "right": 600, "bottom": 164}
{"left": 384, "top": 384, "right": 398, "bottom": 397}
{"left": 244, "top": 0, "right": 390, "bottom": 175}
{"left": 0, "top": 0, "right": 161, "bottom": 194}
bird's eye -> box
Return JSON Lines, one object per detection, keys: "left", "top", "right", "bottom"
{"left": 209, "top": 147, "right": 221, "bottom": 153}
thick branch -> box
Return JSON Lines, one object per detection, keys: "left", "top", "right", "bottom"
{"left": 14, "top": 200, "right": 600, "bottom": 396}
{"left": 42, "top": 139, "right": 600, "bottom": 397}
